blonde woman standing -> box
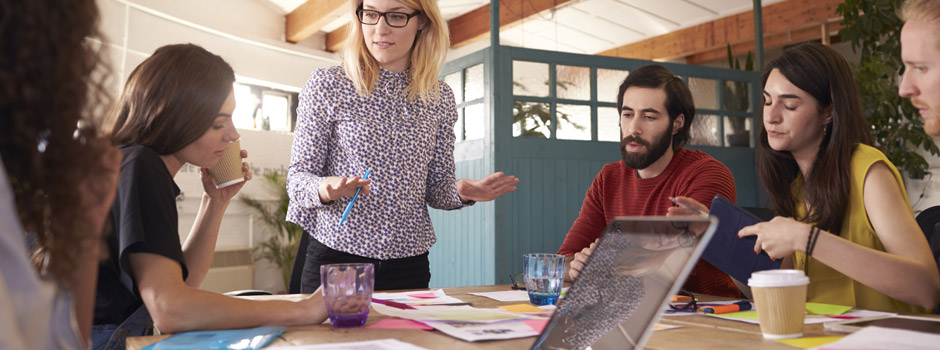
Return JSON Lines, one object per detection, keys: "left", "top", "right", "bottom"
{"left": 289, "top": 0, "right": 518, "bottom": 292}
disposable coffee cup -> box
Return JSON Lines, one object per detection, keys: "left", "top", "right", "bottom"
{"left": 748, "top": 269, "right": 809, "bottom": 339}
{"left": 207, "top": 140, "right": 244, "bottom": 189}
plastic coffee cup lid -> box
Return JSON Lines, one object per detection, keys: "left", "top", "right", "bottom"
{"left": 748, "top": 269, "right": 809, "bottom": 287}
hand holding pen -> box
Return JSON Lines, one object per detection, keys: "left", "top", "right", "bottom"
{"left": 668, "top": 196, "right": 709, "bottom": 217}
{"left": 339, "top": 169, "right": 371, "bottom": 227}
{"left": 317, "top": 172, "right": 371, "bottom": 204}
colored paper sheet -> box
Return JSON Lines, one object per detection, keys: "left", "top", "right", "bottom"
{"left": 709, "top": 310, "right": 759, "bottom": 320}
{"left": 407, "top": 292, "right": 438, "bottom": 299}
{"left": 425, "top": 309, "right": 521, "bottom": 322}
{"left": 372, "top": 304, "right": 525, "bottom": 323}
{"left": 469, "top": 290, "right": 531, "bottom": 302}
{"left": 805, "top": 303, "right": 852, "bottom": 316}
{"left": 366, "top": 318, "right": 433, "bottom": 330}
{"left": 775, "top": 336, "right": 844, "bottom": 349}
{"left": 500, "top": 304, "right": 544, "bottom": 312}
{"left": 523, "top": 319, "right": 549, "bottom": 333}
{"left": 653, "top": 323, "right": 681, "bottom": 331}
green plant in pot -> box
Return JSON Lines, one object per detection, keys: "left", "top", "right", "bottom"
{"left": 723, "top": 44, "right": 753, "bottom": 147}
{"left": 239, "top": 172, "right": 303, "bottom": 291}
{"left": 837, "top": 0, "right": 938, "bottom": 179}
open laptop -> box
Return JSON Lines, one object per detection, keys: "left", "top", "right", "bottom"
{"left": 531, "top": 215, "right": 718, "bottom": 350}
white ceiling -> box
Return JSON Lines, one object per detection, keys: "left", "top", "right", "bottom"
{"left": 262, "top": 0, "right": 783, "bottom": 55}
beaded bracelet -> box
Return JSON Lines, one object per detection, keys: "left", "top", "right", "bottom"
{"left": 805, "top": 225, "right": 821, "bottom": 256}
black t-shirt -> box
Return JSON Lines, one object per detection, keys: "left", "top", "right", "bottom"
{"left": 94, "top": 145, "right": 189, "bottom": 325}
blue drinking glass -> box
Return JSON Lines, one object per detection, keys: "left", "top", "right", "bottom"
{"left": 523, "top": 253, "right": 566, "bottom": 305}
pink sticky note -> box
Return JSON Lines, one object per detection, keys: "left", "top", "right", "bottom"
{"left": 367, "top": 318, "right": 434, "bottom": 330}
{"left": 523, "top": 319, "right": 550, "bottom": 333}
{"left": 406, "top": 292, "right": 438, "bottom": 299}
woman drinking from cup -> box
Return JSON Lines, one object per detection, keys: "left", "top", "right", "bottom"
{"left": 289, "top": 0, "right": 519, "bottom": 292}
{"left": 93, "top": 44, "right": 327, "bottom": 350}
{"left": 672, "top": 42, "right": 940, "bottom": 313}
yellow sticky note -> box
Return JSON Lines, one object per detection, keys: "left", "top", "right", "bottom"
{"left": 776, "top": 336, "right": 845, "bottom": 349}
{"left": 805, "top": 302, "right": 852, "bottom": 316}
{"left": 500, "top": 304, "right": 544, "bottom": 312}
{"left": 707, "top": 310, "right": 759, "bottom": 320}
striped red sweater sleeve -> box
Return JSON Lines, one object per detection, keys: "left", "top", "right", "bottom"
{"left": 558, "top": 149, "right": 740, "bottom": 297}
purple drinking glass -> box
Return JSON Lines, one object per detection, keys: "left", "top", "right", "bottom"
{"left": 320, "top": 263, "right": 374, "bottom": 328}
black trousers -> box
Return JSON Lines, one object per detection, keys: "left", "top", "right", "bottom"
{"left": 300, "top": 236, "right": 431, "bottom": 292}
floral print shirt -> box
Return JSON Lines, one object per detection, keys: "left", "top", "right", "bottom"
{"left": 287, "top": 66, "right": 470, "bottom": 260}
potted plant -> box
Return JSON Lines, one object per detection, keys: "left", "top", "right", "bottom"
{"left": 837, "top": 0, "right": 938, "bottom": 179}
{"left": 239, "top": 172, "right": 303, "bottom": 290}
{"left": 723, "top": 44, "right": 753, "bottom": 147}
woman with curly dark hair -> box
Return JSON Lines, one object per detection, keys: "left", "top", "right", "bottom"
{"left": 0, "top": 0, "right": 121, "bottom": 348}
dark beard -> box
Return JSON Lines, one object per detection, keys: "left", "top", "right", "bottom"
{"left": 620, "top": 123, "right": 673, "bottom": 170}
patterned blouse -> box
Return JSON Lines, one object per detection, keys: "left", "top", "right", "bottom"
{"left": 287, "top": 66, "right": 471, "bottom": 260}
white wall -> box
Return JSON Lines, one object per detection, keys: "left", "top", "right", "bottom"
{"left": 98, "top": 0, "right": 341, "bottom": 292}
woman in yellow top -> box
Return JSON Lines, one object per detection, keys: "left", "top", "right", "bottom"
{"left": 674, "top": 42, "right": 939, "bottom": 313}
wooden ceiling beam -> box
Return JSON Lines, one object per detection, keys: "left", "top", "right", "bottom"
{"left": 286, "top": 0, "right": 348, "bottom": 43}
{"left": 686, "top": 20, "right": 844, "bottom": 64}
{"left": 448, "top": 0, "right": 576, "bottom": 49}
{"left": 322, "top": 0, "right": 576, "bottom": 52}
{"left": 596, "top": 0, "right": 844, "bottom": 62}
{"left": 326, "top": 26, "right": 348, "bottom": 52}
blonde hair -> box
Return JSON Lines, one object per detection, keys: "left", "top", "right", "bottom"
{"left": 901, "top": 0, "right": 940, "bottom": 23}
{"left": 343, "top": 0, "right": 450, "bottom": 102}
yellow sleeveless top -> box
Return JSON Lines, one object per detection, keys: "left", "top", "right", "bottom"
{"left": 792, "top": 144, "right": 929, "bottom": 313}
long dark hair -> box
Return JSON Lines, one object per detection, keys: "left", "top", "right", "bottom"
{"left": 617, "top": 64, "right": 695, "bottom": 151}
{"left": 0, "top": 0, "right": 113, "bottom": 279}
{"left": 756, "top": 42, "right": 872, "bottom": 234}
{"left": 106, "top": 44, "right": 235, "bottom": 154}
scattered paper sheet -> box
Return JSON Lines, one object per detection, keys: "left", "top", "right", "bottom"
{"left": 522, "top": 319, "right": 549, "bottom": 333}
{"left": 372, "top": 304, "right": 527, "bottom": 323}
{"left": 366, "top": 318, "right": 433, "bottom": 330}
{"left": 421, "top": 320, "right": 540, "bottom": 342}
{"left": 372, "top": 289, "right": 467, "bottom": 306}
{"left": 776, "top": 336, "right": 845, "bottom": 349}
{"left": 805, "top": 303, "right": 852, "bottom": 316}
{"left": 469, "top": 290, "right": 531, "bottom": 302}
{"left": 653, "top": 323, "right": 681, "bottom": 331}
{"left": 499, "top": 304, "right": 544, "bottom": 312}
{"left": 812, "top": 326, "right": 940, "bottom": 350}
{"left": 266, "top": 339, "right": 428, "bottom": 350}
{"left": 708, "top": 309, "right": 896, "bottom": 325}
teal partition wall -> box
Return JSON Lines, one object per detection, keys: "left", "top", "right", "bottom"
{"left": 428, "top": 46, "right": 761, "bottom": 287}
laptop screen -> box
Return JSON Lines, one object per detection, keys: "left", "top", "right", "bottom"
{"left": 531, "top": 216, "right": 718, "bottom": 350}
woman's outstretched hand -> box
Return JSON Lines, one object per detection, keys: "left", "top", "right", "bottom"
{"left": 457, "top": 172, "right": 519, "bottom": 202}
{"left": 318, "top": 176, "right": 371, "bottom": 203}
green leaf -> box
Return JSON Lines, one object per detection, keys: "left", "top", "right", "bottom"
{"left": 836, "top": 0, "right": 937, "bottom": 179}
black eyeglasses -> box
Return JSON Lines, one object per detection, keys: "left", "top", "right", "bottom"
{"left": 356, "top": 7, "right": 422, "bottom": 28}
{"left": 667, "top": 289, "right": 697, "bottom": 313}
{"left": 509, "top": 272, "right": 526, "bottom": 290}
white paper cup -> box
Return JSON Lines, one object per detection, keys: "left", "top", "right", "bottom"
{"left": 748, "top": 269, "right": 809, "bottom": 339}
{"left": 207, "top": 140, "right": 244, "bottom": 189}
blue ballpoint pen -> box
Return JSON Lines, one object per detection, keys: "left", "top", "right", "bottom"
{"left": 339, "top": 169, "right": 371, "bottom": 227}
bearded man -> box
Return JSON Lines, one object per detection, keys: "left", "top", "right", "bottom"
{"left": 558, "top": 65, "right": 740, "bottom": 298}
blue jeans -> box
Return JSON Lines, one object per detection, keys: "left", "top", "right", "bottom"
{"left": 91, "top": 306, "right": 153, "bottom": 350}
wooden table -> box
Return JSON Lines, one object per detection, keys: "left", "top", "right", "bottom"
{"left": 126, "top": 284, "right": 845, "bottom": 350}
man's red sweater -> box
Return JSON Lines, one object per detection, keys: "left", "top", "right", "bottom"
{"left": 558, "top": 148, "right": 740, "bottom": 298}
